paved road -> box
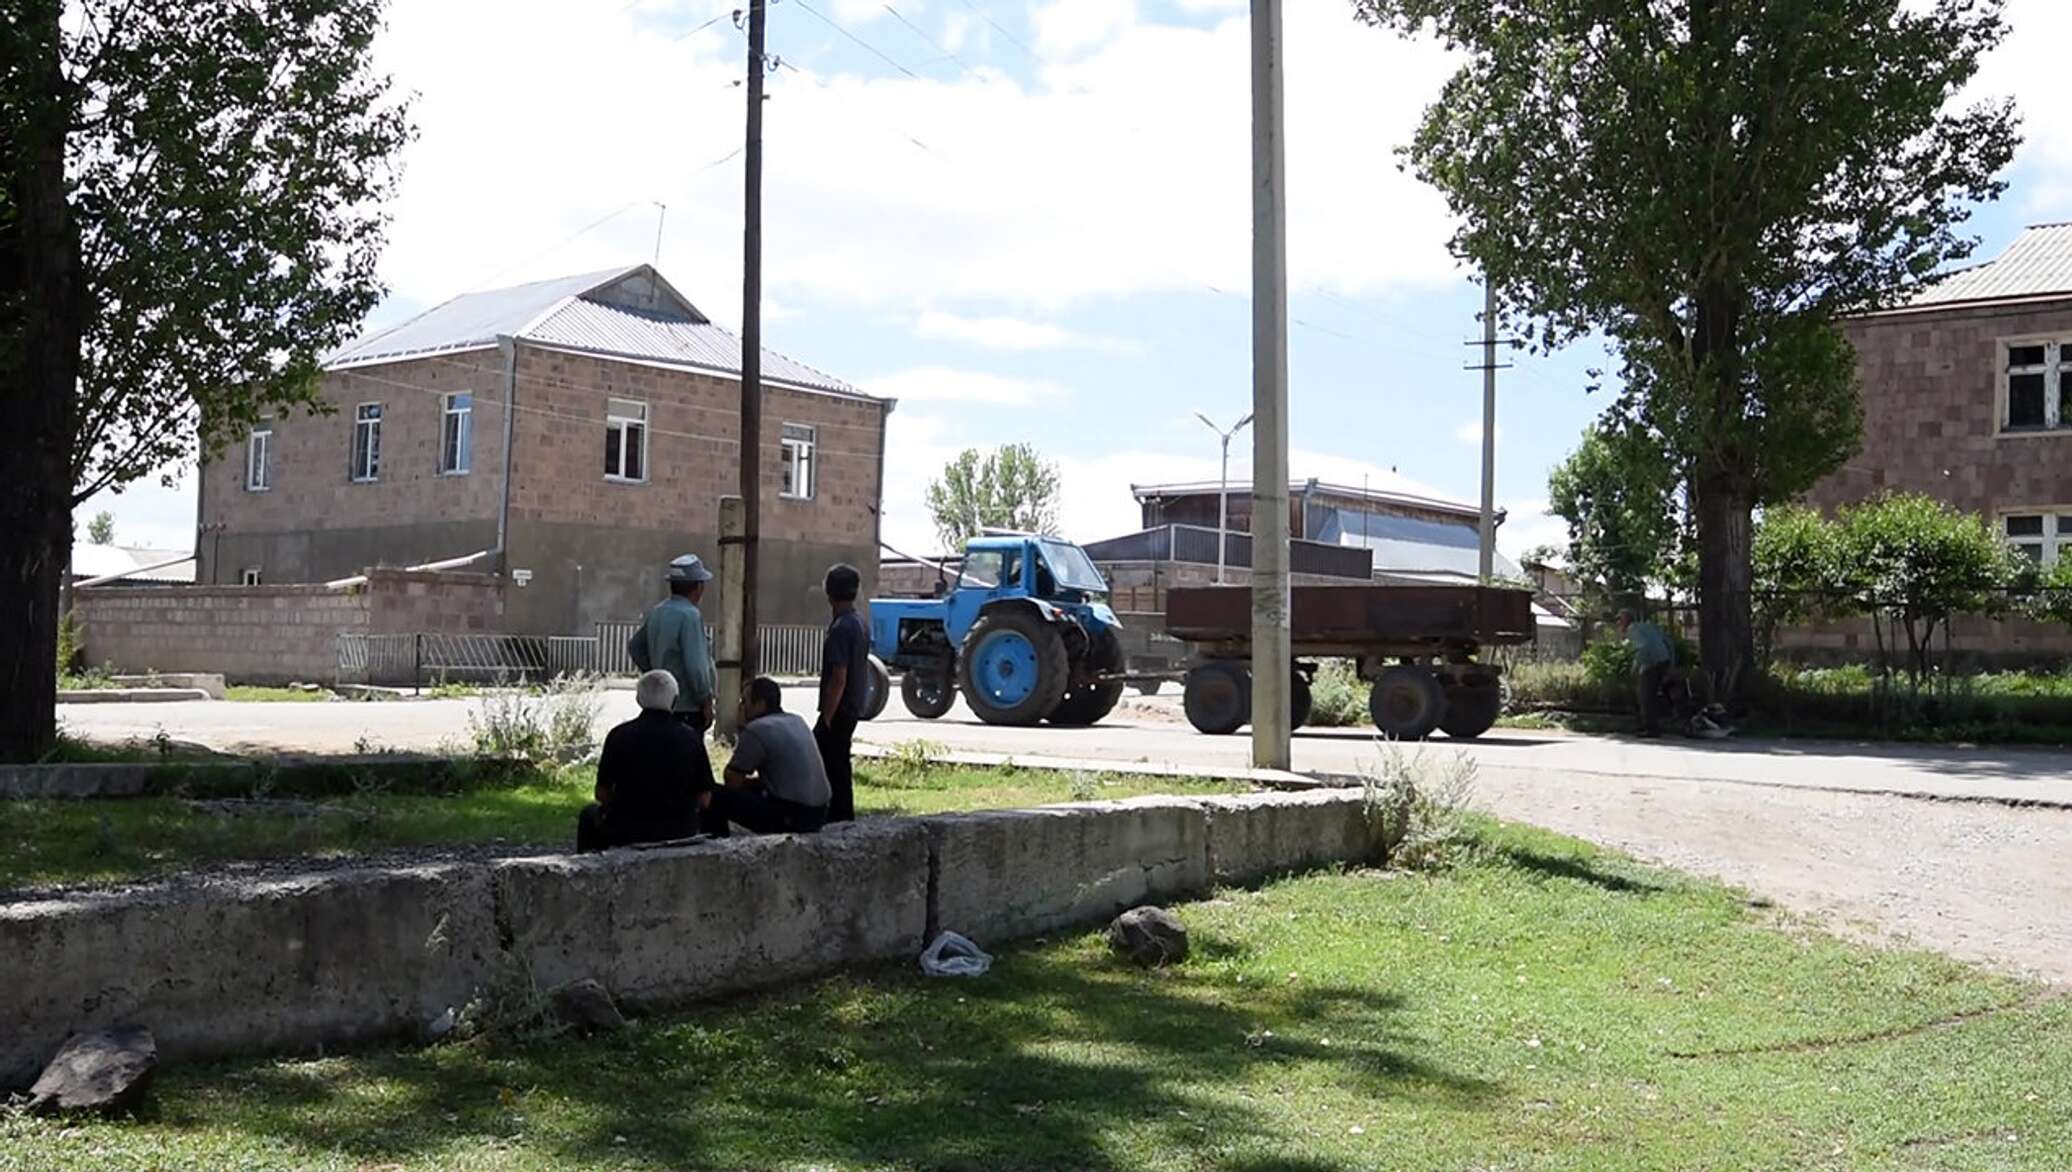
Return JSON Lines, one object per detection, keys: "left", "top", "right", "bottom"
{"left": 55, "top": 690, "right": 2072, "bottom": 981}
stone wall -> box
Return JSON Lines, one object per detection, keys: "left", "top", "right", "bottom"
{"left": 74, "top": 570, "right": 504, "bottom": 684}
{"left": 0, "top": 790, "right": 1373, "bottom": 1087}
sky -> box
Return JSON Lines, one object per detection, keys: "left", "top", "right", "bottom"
{"left": 79, "top": 0, "right": 2072, "bottom": 564}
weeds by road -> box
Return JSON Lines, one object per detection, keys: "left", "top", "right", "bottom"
{"left": 4, "top": 821, "right": 2061, "bottom": 1170}
{"left": 0, "top": 763, "right": 1247, "bottom": 892}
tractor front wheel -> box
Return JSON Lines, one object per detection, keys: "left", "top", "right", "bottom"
{"left": 901, "top": 668, "right": 956, "bottom": 720}
{"left": 959, "top": 611, "right": 1070, "bottom": 726}
{"left": 859, "top": 655, "right": 892, "bottom": 721}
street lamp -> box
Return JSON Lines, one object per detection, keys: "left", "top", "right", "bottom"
{"left": 1195, "top": 411, "right": 1254, "bottom": 584}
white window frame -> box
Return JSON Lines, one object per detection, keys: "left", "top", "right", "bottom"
{"left": 2004, "top": 511, "right": 2072, "bottom": 568}
{"left": 239, "top": 567, "right": 263, "bottom": 586}
{"left": 605, "top": 398, "right": 648, "bottom": 484}
{"left": 780, "top": 422, "right": 817, "bottom": 500}
{"left": 246, "top": 425, "right": 273, "bottom": 492}
{"left": 351, "top": 402, "right": 383, "bottom": 483}
{"left": 439, "top": 392, "right": 474, "bottom": 476}
{"left": 1998, "top": 335, "right": 2072, "bottom": 435}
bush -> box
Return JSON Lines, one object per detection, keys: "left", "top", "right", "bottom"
{"left": 1305, "top": 660, "right": 1368, "bottom": 728}
{"left": 1579, "top": 636, "right": 1635, "bottom": 687}
{"left": 1361, "top": 746, "right": 1478, "bottom": 872}
{"left": 56, "top": 609, "right": 82, "bottom": 675}
{"left": 1504, "top": 659, "right": 1629, "bottom": 713}
{"left": 468, "top": 675, "right": 604, "bottom": 763}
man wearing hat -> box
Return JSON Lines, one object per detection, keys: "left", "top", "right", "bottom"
{"left": 629, "top": 553, "right": 717, "bottom": 732}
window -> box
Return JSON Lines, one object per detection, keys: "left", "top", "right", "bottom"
{"left": 440, "top": 392, "right": 473, "bottom": 475}
{"left": 780, "top": 423, "right": 817, "bottom": 499}
{"left": 2004, "top": 512, "right": 2072, "bottom": 566}
{"left": 605, "top": 398, "right": 647, "bottom": 482}
{"left": 2001, "top": 340, "right": 2072, "bottom": 432}
{"left": 351, "top": 403, "right": 383, "bottom": 482}
{"left": 240, "top": 568, "right": 263, "bottom": 586}
{"left": 246, "top": 426, "right": 272, "bottom": 492}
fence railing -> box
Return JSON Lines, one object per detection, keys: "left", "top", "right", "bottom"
{"left": 339, "top": 622, "right": 828, "bottom": 689}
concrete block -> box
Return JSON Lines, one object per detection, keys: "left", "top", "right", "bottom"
{"left": 495, "top": 819, "right": 929, "bottom": 1010}
{"left": 926, "top": 797, "right": 1210, "bottom": 945}
{"left": 1199, "top": 789, "right": 1375, "bottom": 887}
{"left": 0, "top": 864, "right": 498, "bottom": 1089}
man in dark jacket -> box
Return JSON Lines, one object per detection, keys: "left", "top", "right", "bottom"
{"left": 576, "top": 670, "right": 715, "bottom": 851}
{"left": 817, "top": 563, "right": 870, "bottom": 823}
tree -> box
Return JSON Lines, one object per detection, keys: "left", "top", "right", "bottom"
{"left": 1834, "top": 494, "right": 2021, "bottom": 682}
{"left": 1, "top": 1, "right": 411, "bottom": 760}
{"left": 1749, "top": 503, "right": 1845, "bottom": 665}
{"left": 1545, "top": 423, "right": 1684, "bottom": 613}
{"left": 84, "top": 510, "right": 113, "bottom": 546}
{"left": 1355, "top": 0, "right": 2019, "bottom": 702}
{"left": 925, "top": 444, "right": 1062, "bottom": 551}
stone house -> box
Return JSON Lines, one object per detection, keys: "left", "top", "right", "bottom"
{"left": 1799, "top": 222, "right": 2072, "bottom": 661}
{"left": 197, "top": 265, "right": 891, "bottom": 632}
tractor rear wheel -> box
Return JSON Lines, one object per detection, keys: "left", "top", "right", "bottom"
{"left": 1290, "top": 672, "right": 1313, "bottom": 731}
{"left": 959, "top": 611, "right": 1070, "bottom": 726}
{"left": 901, "top": 668, "right": 955, "bottom": 720}
{"left": 1439, "top": 673, "right": 1503, "bottom": 739}
{"left": 1369, "top": 665, "right": 1446, "bottom": 740}
{"left": 1183, "top": 662, "right": 1250, "bottom": 735}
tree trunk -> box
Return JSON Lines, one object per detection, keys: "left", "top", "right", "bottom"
{"left": 0, "top": 5, "right": 83, "bottom": 763}
{"left": 1692, "top": 477, "right": 1755, "bottom": 706}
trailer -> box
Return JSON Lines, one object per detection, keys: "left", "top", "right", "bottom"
{"left": 1164, "top": 583, "right": 1535, "bottom": 740}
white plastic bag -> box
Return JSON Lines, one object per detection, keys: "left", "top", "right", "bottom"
{"left": 918, "top": 931, "right": 993, "bottom": 978}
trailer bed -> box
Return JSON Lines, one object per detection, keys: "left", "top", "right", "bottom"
{"left": 1164, "top": 583, "right": 1534, "bottom": 657}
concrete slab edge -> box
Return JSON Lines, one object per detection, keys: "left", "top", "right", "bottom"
{"left": 0, "top": 754, "right": 533, "bottom": 801}
{"left": 852, "top": 742, "right": 1346, "bottom": 791}
{"left": 0, "top": 790, "right": 1380, "bottom": 1088}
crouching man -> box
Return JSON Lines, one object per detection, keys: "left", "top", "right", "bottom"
{"left": 708, "top": 677, "right": 831, "bottom": 835}
{"left": 576, "top": 669, "right": 714, "bottom": 852}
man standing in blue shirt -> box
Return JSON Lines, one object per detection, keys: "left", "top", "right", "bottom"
{"left": 817, "top": 563, "right": 870, "bottom": 823}
{"left": 629, "top": 554, "right": 716, "bottom": 731}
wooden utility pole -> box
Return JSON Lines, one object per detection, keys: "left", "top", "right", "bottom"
{"left": 739, "top": 0, "right": 767, "bottom": 683}
{"left": 1478, "top": 282, "right": 1498, "bottom": 581}
{"left": 1249, "top": 0, "right": 1292, "bottom": 771}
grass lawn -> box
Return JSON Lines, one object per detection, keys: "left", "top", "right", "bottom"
{"left": 223, "top": 685, "right": 335, "bottom": 703}
{"left": 0, "top": 764, "right": 1249, "bottom": 891}
{"left": 3, "top": 821, "right": 2061, "bottom": 1171}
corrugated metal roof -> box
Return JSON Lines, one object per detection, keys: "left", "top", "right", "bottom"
{"left": 1132, "top": 475, "right": 1479, "bottom": 517}
{"left": 1312, "top": 510, "right": 1523, "bottom": 580}
{"left": 1904, "top": 223, "right": 2072, "bottom": 309}
{"left": 325, "top": 264, "right": 865, "bottom": 398}
{"left": 70, "top": 544, "right": 196, "bottom": 583}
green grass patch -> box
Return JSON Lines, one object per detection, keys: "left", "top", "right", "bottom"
{"left": 0, "top": 764, "right": 1245, "bottom": 892}
{"left": 223, "top": 685, "right": 334, "bottom": 703}
{"left": 3, "top": 821, "right": 2062, "bottom": 1170}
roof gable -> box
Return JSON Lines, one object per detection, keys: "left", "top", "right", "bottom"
{"left": 1901, "top": 223, "right": 2072, "bottom": 311}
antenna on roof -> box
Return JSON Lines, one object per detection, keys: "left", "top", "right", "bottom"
{"left": 651, "top": 202, "right": 667, "bottom": 266}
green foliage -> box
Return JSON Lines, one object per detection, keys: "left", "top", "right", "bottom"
{"left": 1835, "top": 494, "right": 2023, "bottom": 680}
{"left": 1361, "top": 746, "right": 1479, "bottom": 871}
{"left": 1546, "top": 423, "right": 1685, "bottom": 607}
{"left": 2028, "top": 555, "right": 2072, "bottom": 629}
{"left": 1304, "top": 660, "right": 1368, "bottom": 728}
{"left": 84, "top": 510, "right": 114, "bottom": 545}
{"left": 467, "top": 677, "right": 605, "bottom": 765}
{"left": 1750, "top": 503, "right": 1847, "bottom": 660}
{"left": 1356, "top": 0, "right": 2020, "bottom": 696}
{"left": 54, "top": 608, "right": 81, "bottom": 676}
{"left": 924, "top": 443, "right": 1062, "bottom": 550}
{"left": 1579, "top": 635, "right": 1635, "bottom": 688}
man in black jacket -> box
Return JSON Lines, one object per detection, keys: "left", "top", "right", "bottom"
{"left": 576, "top": 670, "right": 715, "bottom": 852}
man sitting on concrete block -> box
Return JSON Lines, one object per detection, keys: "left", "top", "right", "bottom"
{"left": 709, "top": 676, "right": 831, "bottom": 835}
{"left": 577, "top": 670, "right": 714, "bottom": 852}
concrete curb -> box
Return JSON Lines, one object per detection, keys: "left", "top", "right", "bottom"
{"left": 54, "top": 688, "right": 212, "bottom": 705}
{"left": 852, "top": 743, "right": 1345, "bottom": 791}
{"left": 0, "top": 754, "right": 535, "bottom": 801}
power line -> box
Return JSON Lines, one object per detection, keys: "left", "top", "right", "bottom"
{"left": 882, "top": 2, "right": 972, "bottom": 73}
{"left": 793, "top": 0, "right": 925, "bottom": 80}
{"left": 955, "top": 0, "right": 1037, "bottom": 63}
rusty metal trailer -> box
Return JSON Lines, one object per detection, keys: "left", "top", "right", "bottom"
{"left": 1163, "top": 583, "right": 1536, "bottom": 739}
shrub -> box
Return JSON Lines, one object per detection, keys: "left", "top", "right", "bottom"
{"left": 55, "top": 609, "right": 82, "bottom": 675}
{"left": 468, "top": 675, "right": 603, "bottom": 763}
{"left": 1504, "top": 659, "right": 1628, "bottom": 713}
{"left": 1361, "top": 745, "right": 1478, "bottom": 872}
{"left": 1305, "top": 660, "right": 1368, "bottom": 727}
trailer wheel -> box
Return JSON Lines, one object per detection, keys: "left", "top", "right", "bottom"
{"left": 1049, "top": 680, "right": 1125, "bottom": 726}
{"left": 900, "top": 669, "right": 956, "bottom": 720}
{"left": 1439, "top": 674, "right": 1503, "bottom": 739}
{"left": 860, "top": 654, "right": 892, "bottom": 721}
{"left": 1369, "top": 665, "right": 1446, "bottom": 740}
{"left": 1184, "top": 663, "right": 1250, "bottom": 735}
{"left": 959, "top": 611, "right": 1070, "bottom": 726}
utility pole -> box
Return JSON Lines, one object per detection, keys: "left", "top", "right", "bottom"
{"left": 1249, "top": 0, "right": 1291, "bottom": 772}
{"left": 1464, "top": 278, "right": 1517, "bottom": 582}
{"left": 1195, "top": 411, "right": 1253, "bottom": 585}
{"left": 738, "top": 0, "right": 766, "bottom": 685}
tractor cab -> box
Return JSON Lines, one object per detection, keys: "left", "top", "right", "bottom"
{"left": 870, "top": 534, "right": 1126, "bottom": 727}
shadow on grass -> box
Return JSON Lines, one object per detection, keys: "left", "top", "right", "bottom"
{"left": 1494, "top": 844, "right": 1663, "bottom": 895}
{"left": 178, "top": 936, "right": 1498, "bottom": 1171}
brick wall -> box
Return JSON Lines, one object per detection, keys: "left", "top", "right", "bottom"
{"left": 75, "top": 571, "right": 506, "bottom": 685}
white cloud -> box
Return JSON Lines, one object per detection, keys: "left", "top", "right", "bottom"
{"left": 913, "top": 310, "right": 1139, "bottom": 352}
{"left": 830, "top": 0, "right": 888, "bottom": 26}
{"left": 1498, "top": 497, "right": 1569, "bottom": 561}
{"left": 1032, "top": 0, "right": 1138, "bottom": 57}
{"left": 864, "top": 366, "right": 1071, "bottom": 405}
{"left": 1972, "top": 0, "right": 2072, "bottom": 210}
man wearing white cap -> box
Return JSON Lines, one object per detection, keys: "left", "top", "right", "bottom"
{"left": 629, "top": 553, "right": 717, "bottom": 730}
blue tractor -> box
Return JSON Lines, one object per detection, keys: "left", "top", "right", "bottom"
{"left": 869, "top": 534, "right": 1127, "bottom": 726}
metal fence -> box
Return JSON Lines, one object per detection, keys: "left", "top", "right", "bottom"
{"left": 340, "top": 622, "right": 827, "bottom": 689}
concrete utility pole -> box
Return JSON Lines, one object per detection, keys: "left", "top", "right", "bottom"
{"left": 738, "top": 0, "right": 767, "bottom": 686}
{"left": 1195, "top": 411, "right": 1253, "bottom": 585}
{"left": 1465, "top": 278, "right": 1516, "bottom": 582}
{"left": 715, "top": 496, "right": 746, "bottom": 740}
{"left": 1249, "top": 0, "right": 1292, "bottom": 772}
